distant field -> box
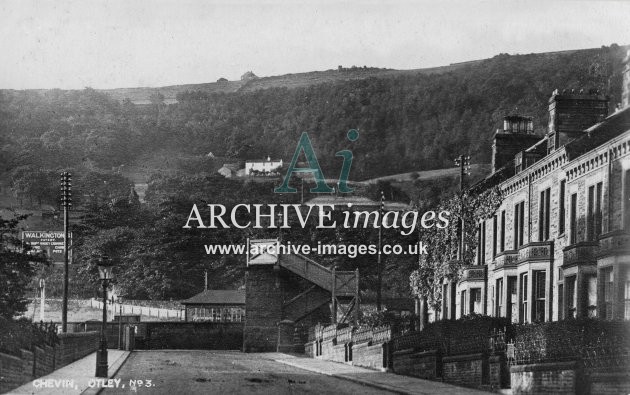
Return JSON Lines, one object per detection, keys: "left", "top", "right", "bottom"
{"left": 21, "top": 299, "right": 178, "bottom": 323}
{"left": 361, "top": 164, "right": 491, "bottom": 184}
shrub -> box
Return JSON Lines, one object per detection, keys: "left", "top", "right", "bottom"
{"left": 0, "top": 318, "right": 58, "bottom": 356}
{"left": 511, "top": 318, "right": 630, "bottom": 371}
{"left": 390, "top": 314, "right": 511, "bottom": 356}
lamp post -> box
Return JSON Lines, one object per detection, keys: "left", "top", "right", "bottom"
{"left": 117, "top": 296, "right": 123, "bottom": 350}
{"left": 96, "top": 255, "right": 114, "bottom": 378}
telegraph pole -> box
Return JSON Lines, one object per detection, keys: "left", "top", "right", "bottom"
{"left": 60, "top": 172, "right": 72, "bottom": 332}
{"left": 454, "top": 156, "right": 470, "bottom": 259}
{"left": 377, "top": 190, "right": 384, "bottom": 311}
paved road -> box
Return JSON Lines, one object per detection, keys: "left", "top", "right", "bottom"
{"left": 102, "top": 350, "right": 392, "bottom": 395}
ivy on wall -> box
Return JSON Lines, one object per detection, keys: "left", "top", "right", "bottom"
{"left": 409, "top": 186, "right": 502, "bottom": 311}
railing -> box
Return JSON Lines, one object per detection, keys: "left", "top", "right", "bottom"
{"left": 310, "top": 324, "right": 392, "bottom": 346}
{"left": 0, "top": 320, "right": 59, "bottom": 356}
{"left": 506, "top": 322, "right": 630, "bottom": 369}
{"left": 280, "top": 253, "right": 333, "bottom": 290}
{"left": 337, "top": 326, "right": 353, "bottom": 344}
{"left": 322, "top": 324, "right": 338, "bottom": 341}
{"left": 89, "top": 298, "right": 185, "bottom": 320}
{"left": 489, "top": 327, "right": 508, "bottom": 355}
{"left": 372, "top": 325, "right": 392, "bottom": 344}
{"left": 279, "top": 254, "right": 356, "bottom": 296}
{"left": 352, "top": 327, "right": 373, "bottom": 344}
{"left": 581, "top": 342, "right": 630, "bottom": 370}
{"left": 283, "top": 286, "right": 330, "bottom": 322}
{"left": 392, "top": 332, "right": 424, "bottom": 351}
{"left": 308, "top": 323, "right": 324, "bottom": 342}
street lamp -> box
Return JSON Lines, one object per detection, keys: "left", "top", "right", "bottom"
{"left": 116, "top": 296, "right": 124, "bottom": 350}
{"left": 96, "top": 255, "right": 114, "bottom": 378}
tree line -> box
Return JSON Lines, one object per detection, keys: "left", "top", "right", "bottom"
{"left": 0, "top": 45, "right": 626, "bottom": 312}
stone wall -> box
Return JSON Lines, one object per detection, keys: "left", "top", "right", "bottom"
{"left": 352, "top": 342, "right": 386, "bottom": 371}
{"left": 304, "top": 341, "right": 315, "bottom": 357}
{"left": 489, "top": 354, "right": 509, "bottom": 389}
{"left": 243, "top": 267, "right": 283, "bottom": 352}
{"left": 442, "top": 353, "right": 487, "bottom": 388}
{"left": 510, "top": 361, "right": 578, "bottom": 395}
{"left": 317, "top": 340, "right": 389, "bottom": 368}
{"left": 133, "top": 322, "right": 243, "bottom": 350}
{"left": 33, "top": 345, "right": 54, "bottom": 377}
{"left": 589, "top": 371, "right": 630, "bottom": 395}
{"left": 391, "top": 349, "right": 440, "bottom": 379}
{"left": 331, "top": 343, "right": 346, "bottom": 363}
{"left": 85, "top": 321, "right": 124, "bottom": 348}
{"left": 55, "top": 332, "right": 99, "bottom": 367}
{"left": 0, "top": 331, "right": 99, "bottom": 394}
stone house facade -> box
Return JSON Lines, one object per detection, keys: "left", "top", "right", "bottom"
{"left": 441, "top": 53, "right": 630, "bottom": 324}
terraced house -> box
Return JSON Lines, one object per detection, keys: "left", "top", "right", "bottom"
{"left": 444, "top": 51, "right": 630, "bottom": 323}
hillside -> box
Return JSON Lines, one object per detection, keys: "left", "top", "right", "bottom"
{"left": 97, "top": 62, "right": 485, "bottom": 104}
{"left": 0, "top": 44, "right": 627, "bottom": 190}
{"left": 1, "top": 44, "right": 627, "bottom": 300}
{"left": 94, "top": 48, "right": 589, "bottom": 104}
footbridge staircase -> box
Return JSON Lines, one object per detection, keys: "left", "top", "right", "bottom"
{"left": 244, "top": 239, "right": 359, "bottom": 351}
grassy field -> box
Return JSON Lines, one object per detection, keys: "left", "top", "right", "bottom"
{"left": 22, "top": 299, "right": 177, "bottom": 323}
{"left": 361, "top": 163, "right": 491, "bottom": 184}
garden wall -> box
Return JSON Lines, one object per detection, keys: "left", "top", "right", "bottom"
{"left": 303, "top": 318, "right": 630, "bottom": 394}
{"left": 0, "top": 331, "right": 99, "bottom": 394}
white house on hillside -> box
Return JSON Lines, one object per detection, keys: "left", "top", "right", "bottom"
{"left": 245, "top": 157, "right": 283, "bottom": 176}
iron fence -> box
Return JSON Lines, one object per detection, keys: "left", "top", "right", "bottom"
{"left": 0, "top": 320, "right": 59, "bottom": 356}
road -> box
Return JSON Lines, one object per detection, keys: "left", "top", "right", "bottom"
{"left": 102, "top": 350, "right": 393, "bottom": 395}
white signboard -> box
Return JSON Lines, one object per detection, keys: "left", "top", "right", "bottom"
{"left": 21, "top": 231, "right": 72, "bottom": 264}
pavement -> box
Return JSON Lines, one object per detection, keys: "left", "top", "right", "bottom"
{"left": 10, "top": 350, "right": 130, "bottom": 395}
{"left": 11, "top": 350, "right": 491, "bottom": 394}
{"left": 273, "top": 353, "right": 492, "bottom": 395}
{"left": 101, "top": 350, "right": 387, "bottom": 395}
{"left": 103, "top": 350, "right": 490, "bottom": 394}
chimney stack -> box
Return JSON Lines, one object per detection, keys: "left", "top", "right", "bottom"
{"left": 546, "top": 88, "right": 609, "bottom": 153}
{"left": 492, "top": 115, "right": 542, "bottom": 173}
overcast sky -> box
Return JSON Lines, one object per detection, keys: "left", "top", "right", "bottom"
{"left": 1, "top": 0, "right": 628, "bottom": 90}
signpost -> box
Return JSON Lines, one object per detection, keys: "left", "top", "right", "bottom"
{"left": 21, "top": 230, "right": 72, "bottom": 264}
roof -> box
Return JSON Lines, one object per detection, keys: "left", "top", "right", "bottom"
{"left": 181, "top": 290, "right": 245, "bottom": 305}
{"left": 471, "top": 106, "right": 630, "bottom": 193}
{"left": 565, "top": 106, "right": 630, "bottom": 160}
{"left": 245, "top": 159, "right": 282, "bottom": 164}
